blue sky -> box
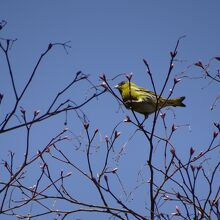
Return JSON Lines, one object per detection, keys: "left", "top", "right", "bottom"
{"left": 1, "top": 1, "right": 220, "bottom": 219}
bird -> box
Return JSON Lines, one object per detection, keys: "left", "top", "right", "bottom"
{"left": 115, "top": 81, "right": 185, "bottom": 117}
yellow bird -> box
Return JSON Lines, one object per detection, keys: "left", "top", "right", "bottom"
{"left": 115, "top": 81, "right": 185, "bottom": 117}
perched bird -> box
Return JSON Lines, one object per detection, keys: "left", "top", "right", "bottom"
{"left": 115, "top": 81, "right": 185, "bottom": 117}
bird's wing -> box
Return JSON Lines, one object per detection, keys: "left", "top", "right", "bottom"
{"left": 132, "top": 86, "right": 156, "bottom": 100}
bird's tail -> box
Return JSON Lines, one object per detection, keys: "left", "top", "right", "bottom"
{"left": 167, "top": 96, "right": 186, "bottom": 107}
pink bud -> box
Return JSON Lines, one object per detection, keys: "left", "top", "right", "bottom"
{"left": 0, "top": 93, "right": 3, "bottom": 102}
{"left": 198, "top": 151, "right": 204, "bottom": 157}
{"left": 29, "top": 185, "right": 36, "bottom": 191}
{"left": 124, "top": 115, "right": 131, "bottom": 122}
{"left": 112, "top": 168, "right": 118, "bottom": 173}
{"left": 172, "top": 124, "right": 176, "bottom": 132}
{"left": 20, "top": 107, "right": 26, "bottom": 115}
{"left": 197, "top": 165, "right": 202, "bottom": 171}
{"left": 99, "top": 74, "right": 106, "bottom": 81}
{"left": 213, "top": 131, "right": 218, "bottom": 138}
{"left": 214, "top": 122, "right": 220, "bottom": 131}
{"left": 163, "top": 195, "right": 170, "bottom": 200}
{"left": 170, "top": 63, "right": 174, "bottom": 69}
{"left": 194, "top": 61, "right": 203, "bottom": 68}
{"left": 34, "top": 110, "right": 40, "bottom": 117}
{"left": 190, "top": 147, "right": 195, "bottom": 156}
{"left": 45, "top": 147, "right": 50, "bottom": 152}
{"left": 175, "top": 206, "right": 180, "bottom": 215}
{"left": 104, "top": 175, "right": 108, "bottom": 182}
{"left": 66, "top": 172, "right": 72, "bottom": 177}
{"left": 105, "top": 135, "right": 108, "bottom": 142}
{"left": 190, "top": 165, "right": 195, "bottom": 172}
{"left": 37, "top": 150, "right": 41, "bottom": 155}
{"left": 176, "top": 192, "right": 181, "bottom": 199}
{"left": 101, "top": 81, "right": 108, "bottom": 89}
{"left": 170, "top": 51, "right": 177, "bottom": 58}
{"left": 4, "top": 161, "right": 8, "bottom": 168}
{"left": 170, "top": 148, "right": 175, "bottom": 156}
{"left": 160, "top": 112, "right": 166, "bottom": 119}
{"left": 174, "top": 77, "right": 181, "bottom": 84}
{"left": 114, "top": 131, "right": 121, "bottom": 139}
{"left": 125, "top": 73, "right": 133, "bottom": 81}
{"left": 39, "top": 162, "right": 45, "bottom": 169}
{"left": 84, "top": 122, "right": 89, "bottom": 130}
{"left": 143, "top": 59, "right": 148, "bottom": 66}
{"left": 48, "top": 43, "right": 53, "bottom": 50}
{"left": 212, "top": 198, "right": 218, "bottom": 206}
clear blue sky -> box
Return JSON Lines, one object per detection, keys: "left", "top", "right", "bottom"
{"left": 1, "top": 1, "right": 220, "bottom": 219}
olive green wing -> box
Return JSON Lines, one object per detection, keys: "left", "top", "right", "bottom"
{"left": 132, "top": 86, "right": 157, "bottom": 100}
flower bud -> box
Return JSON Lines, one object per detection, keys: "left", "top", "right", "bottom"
{"left": 194, "top": 61, "right": 203, "bottom": 68}
{"left": 171, "top": 206, "right": 181, "bottom": 216}
{"left": 160, "top": 112, "right": 166, "bottom": 119}
{"left": 198, "top": 151, "right": 204, "bottom": 157}
{"left": 176, "top": 206, "right": 180, "bottom": 215}
{"left": 66, "top": 172, "right": 72, "bottom": 177}
{"left": 176, "top": 192, "right": 181, "bottom": 199}
{"left": 124, "top": 115, "right": 131, "bottom": 122}
{"left": 45, "top": 146, "right": 50, "bottom": 152}
{"left": 101, "top": 81, "right": 108, "bottom": 89}
{"left": 172, "top": 124, "right": 176, "bottom": 132}
{"left": 29, "top": 185, "right": 36, "bottom": 191}
{"left": 20, "top": 107, "right": 26, "bottom": 115}
{"left": 170, "top": 51, "right": 177, "bottom": 58}
{"left": 37, "top": 150, "right": 41, "bottom": 155}
{"left": 190, "top": 147, "right": 195, "bottom": 156}
{"left": 104, "top": 175, "right": 108, "bottom": 183}
{"left": 84, "top": 122, "right": 89, "bottom": 130}
{"left": 34, "top": 110, "right": 40, "bottom": 117}
{"left": 143, "top": 58, "right": 148, "bottom": 66}
{"left": 76, "top": 71, "right": 82, "bottom": 77}
{"left": 105, "top": 135, "right": 109, "bottom": 142}
{"left": 0, "top": 93, "right": 3, "bottom": 102}
{"left": 214, "top": 122, "right": 220, "bottom": 131}
{"left": 174, "top": 77, "right": 181, "bottom": 84}
{"left": 114, "top": 131, "right": 121, "bottom": 139}
{"left": 99, "top": 74, "right": 106, "bottom": 81}
{"left": 4, "top": 161, "right": 8, "bottom": 168}
{"left": 197, "top": 165, "right": 202, "bottom": 171}
{"left": 170, "top": 63, "right": 174, "bottom": 69}
{"left": 170, "top": 148, "right": 175, "bottom": 156}
{"left": 190, "top": 164, "right": 195, "bottom": 172}
{"left": 213, "top": 131, "right": 218, "bottom": 139}
{"left": 212, "top": 198, "right": 218, "bottom": 206}
{"left": 112, "top": 168, "right": 118, "bottom": 173}
{"left": 163, "top": 195, "right": 170, "bottom": 200}
{"left": 48, "top": 43, "right": 53, "bottom": 50}
{"left": 126, "top": 73, "right": 133, "bottom": 81}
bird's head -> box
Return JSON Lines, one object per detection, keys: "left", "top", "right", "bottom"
{"left": 115, "top": 81, "right": 135, "bottom": 93}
